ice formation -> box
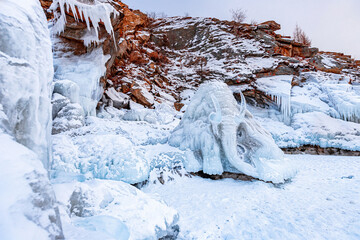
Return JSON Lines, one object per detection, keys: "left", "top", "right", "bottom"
{"left": 169, "top": 81, "right": 296, "bottom": 183}
{"left": 0, "top": 0, "right": 53, "bottom": 169}
{"left": 291, "top": 72, "right": 360, "bottom": 123}
{"left": 53, "top": 46, "right": 110, "bottom": 116}
{"left": 255, "top": 75, "right": 293, "bottom": 124}
{"left": 50, "top": 0, "right": 118, "bottom": 46}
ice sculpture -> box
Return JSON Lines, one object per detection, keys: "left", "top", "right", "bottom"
{"left": 169, "top": 81, "right": 296, "bottom": 183}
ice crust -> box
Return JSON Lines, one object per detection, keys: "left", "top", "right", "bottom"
{"left": 0, "top": 0, "right": 53, "bottom": 168}
{"left": 169, "top": 81, "right": 296, "bottom": 183}
{"left": 144, "top": 154, "right": 360, "bottom": 239}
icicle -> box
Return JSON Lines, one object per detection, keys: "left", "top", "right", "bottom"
{"left": 268, "top": 93, "right": 291, "bottom": 125}
{"left": 50, "top": 0, "right": 118, "bottom": 48}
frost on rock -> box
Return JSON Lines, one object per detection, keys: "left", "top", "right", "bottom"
{"left": 0, "top": 134, "right": 64, "bottom": 240}
{"left": 0, "top": 0, "right": 53, "bottom": 169}
{"left": 255, "top": 75, "right": 293, "bottom": 124}
{"left": 52, "top": 179, "right": 179, "bottom": 240}
{"left": 50, "top": 0, "right": 118, "bottom": 46}
{"left": 169, "top": 81, "right": 296, "bottom": 183}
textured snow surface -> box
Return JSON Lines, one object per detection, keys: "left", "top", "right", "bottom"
{"left": 0, "top": 134, "right": 63, "bottom": 240}
{"left": 52, "top": 114, "right": 184, "bottom": 184}
{"left": 52, "top": 179, "right": 179, "bottom": 240}
{"left": 144, "top": 154, "right": 360, "bottom": 240}
{"left": 0, "top": 0, "right": 53, "bottom": 168}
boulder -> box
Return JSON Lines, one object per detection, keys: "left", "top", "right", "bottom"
{"left": 105, "top": 87, "right": 130, "bottom": 109}
{"left": 257, "top": 21, "right": 281, "bottom": 31}
{"left": 131, "top": 83, "right": 155, "bottom": 107}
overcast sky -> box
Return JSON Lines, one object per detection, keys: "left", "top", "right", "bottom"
{"left": 123, "top": 0, "right": 360, "bottom": 60}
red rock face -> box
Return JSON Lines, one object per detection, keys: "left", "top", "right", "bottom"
{"left": 257, "top": 21, "right": 281, "bottom": 31}
{"left": 44, "top": 1, "right": 360, "bottom": 111}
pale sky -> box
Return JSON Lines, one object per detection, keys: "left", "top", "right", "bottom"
{"left": 123, "top": 0, "right": 360, "bottom": 60}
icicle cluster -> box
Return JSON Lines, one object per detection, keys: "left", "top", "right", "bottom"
{"left": 269, "top": 94, "right": 291, "bottom": 124}
{"left": 50, "top": 0, "right": 118, "bottom": 46}
{"left": 324, "top": 84, "right": 360, "bottom": 123}
{"left": 256, "top": 76, "right": 293, "bottom": 124}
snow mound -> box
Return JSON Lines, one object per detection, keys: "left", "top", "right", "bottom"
{"left": 0, "top": 134, "right": 63, "bottom": 240}
{"left": 53, "top": 179, "right": 179, "bottom": 240}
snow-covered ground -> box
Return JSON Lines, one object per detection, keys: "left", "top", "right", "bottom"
{"left": 144, "top": 154, "right": 360, "bottom": 240}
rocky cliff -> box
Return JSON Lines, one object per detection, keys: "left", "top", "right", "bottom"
{"left": 43, "top": 0, "right": 360, "bottom": 154}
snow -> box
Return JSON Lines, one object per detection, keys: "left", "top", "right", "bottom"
{"left": 52, "top": 179, "right": 179, "bottom": 240}
{"left": 254, "top": 111, "right": 360, "bottom": 151}
{"left": 320, "top": 54, "right": 337, "bottom": 68}
{"left": 169, "top": 81, "right": 296, "bottom": 183}
{"left": 0, "top": 133, "right": 63, "bottom": 240}
{"left": 0, "top": 0, "right": 53, "bottom": 168}
{"left": 144, "top": 154, "right": 360, "bottom": 240}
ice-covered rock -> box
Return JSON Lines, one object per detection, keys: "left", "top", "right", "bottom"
{"left": 105, "top": 87, "right": 130, "bottom": 109}
{"left": 0, "top": 0, "right": 53, "bottom": 168}
{"left": 52, "top": 44, "right": 110, "bottom": 116}
{"left": 52, "top": 179, "right": 179, "bottom": 240}
{"left": 52, "top": 93, "right": 71, "bottom": 119}
{"left": 0, "top": 134, "right": 64, "bottom": 240}
{"left": 50, "top": 0, "right": 118, "bottom": 46}
{"left": 53, "top": 80, "right": 80, "bottom": 104}
{"left": 131, "top": 83, "right": 155, "bottom": 107}
{"left": 52, "top": 103, "right": 85, "bottom": 134}
{"left": 169, "top": 81, "right": 296, "bottom": 183}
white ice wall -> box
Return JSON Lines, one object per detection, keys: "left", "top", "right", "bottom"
{"left": 0, "top": 0, "right": 53, "bottom": 169}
